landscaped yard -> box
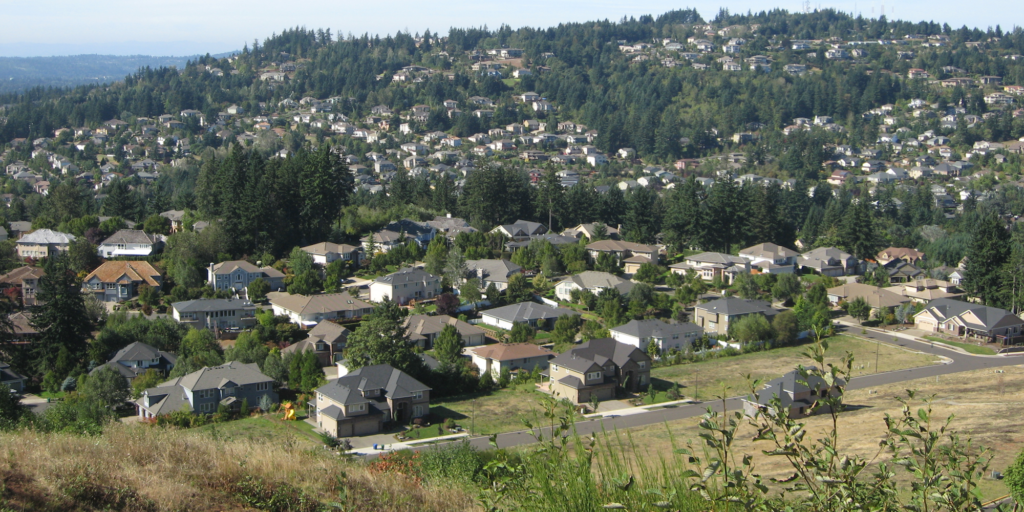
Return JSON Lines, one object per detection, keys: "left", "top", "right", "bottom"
{"left": 617, "top": 365, "right": 1024, "bottom": 503}
{"left": 649, "top": 335, "right": 941, "bottom": 401}
{"left": 193, "top": 412, "right": 320, "bottom": 446}
{"left": 429, "top": 385, "right": 553, "bottom": 435}
{"left": 38, "top": 391, "right": 65, "bottom": 400}
{"left": 923, "top": 336, "right": 997, "bottom": 355}
{"left": 396, "top": 423, "right": 458, "bottom": 441}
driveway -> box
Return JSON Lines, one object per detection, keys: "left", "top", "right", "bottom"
{"left": 19, "top": 393, "right": 53, "bottom": 414}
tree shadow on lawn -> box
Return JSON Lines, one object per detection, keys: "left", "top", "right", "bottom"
{"left": 428, "top": 406, "right": 469, "bottom": 423}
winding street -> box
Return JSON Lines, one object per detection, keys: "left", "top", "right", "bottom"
{"left": 390, "top": 325, "right": 1024, "bottom": 456}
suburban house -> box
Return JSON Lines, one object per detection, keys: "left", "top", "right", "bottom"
{"left": 586, "top": 240, "right": 662, "bottom": 266}
{"left": 480, "top": 301, "right": 581, "bottom": 330}
{"left": 281, "top": 320, "right": 350, "bottom": 365}
{"left": 159, "top": 210, "right": 186, "bottom": 232}
{"left": 743, "top": 368, "right": 843, "bottom": 419}
{"left": 135, "top": 361, "right": 277, "bottom": 418}
{"left": 610, "top": 318, "right": 703, "bottom": 353}
{"left": 825, "top": 282, "right": 909, "bottom": 315}
{"left": 561, "top": 223, "right": 621, "bottom": 240}
{"left": 739, "top": 243, "right": 799, "bottom": 274}
{"left": 879, "top": 260, "right": 925, "bottom": 283}
{"left": 208, "top": 261, "right": 285, "bottom": 293}
{"left": 91, "top": 341, "right": 176, "bottom": 385}
{"left": 301, "top": 242, "right": 362, "bottom": 266}
{"left": 0, "top": 266, "right": 45, "bottom": 306}
{"left": 171, "top": 298, "right": 258, "bottom": 330}
{"left": 404, "top": 314, "right": 487, "bottom": 348}
{"left": 368, "top": 267, "right": 442, "bottom": 304}
{"left": 464, "top": 259, "right": 522, "bottom": 291}
{"left": 694, "top": 297, "right": 779, "bottom": 336}
{"left": 669, "top": 252, "right": 749, "bottom": 284}
{"left": 268, "top": 291, "right": 374, "bottom": 326}
{"left": 555, "top": 271, "right": 635, "bottom": 301}
{"left": 886, "top": 279, "right": 963, "bottom": 303}
{"left": 16, "top": 229, "right": 75, "bottom": 258}
{"left": 0, "top": 362, "right": 26, "bottom": 393}
{"left": 82, "top": 261, "right": 162, "bottom": 302}
{"left": 546, "top": 338, "right": 652, "bottom": 404}
{"left": 467, "top": 343, "right": 555, "bottom": 378}
{"left": 361, "top": 230, "right": 406, "bottom": 254}
{"left": 877, "top": 247, "right": 925, "bottom": 265}
{"left": 914, "top": 298, "right": 1024, "bottom": 341}
{"left": 489, "top": 220, "right": 547, "bottom": 240}
{"left": 799, "top": 247, "right": 859, "bottom": 276}
{"left": 383, "top": 219, "right": 437, "bottom": 247}
{"left": 312, "top": 364, "right": 430, "bottom": 437}
{"left": 96, "top": 229, "right": 163, "bottom": 257}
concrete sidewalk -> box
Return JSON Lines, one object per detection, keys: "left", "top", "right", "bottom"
{"left": 348, "top": 432, "right": 470, "bottom": 456}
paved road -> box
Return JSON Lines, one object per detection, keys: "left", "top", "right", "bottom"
{"left": 368, "top": 327, "right": 1023, "bottom": 457}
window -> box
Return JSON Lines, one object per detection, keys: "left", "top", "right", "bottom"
{"left": 413, "top": 405, "right": 424, "bottom": 417}
{"left": 412, "top": 391, "right": 423, "bottom": 400}
{"left": 350, "top": 403, "right": 365, "bottom": 412}
{"left": 200, "top": 403, "right": 214, "bottom": 413}
{"left": 257, "top": 382, "right": 270, "bottom": 392}
{"left": 638, "top": 362, "right": 646, "bottom": 370}
{"left": 586, "top": 372, "right": 602, "bottom": 381}
{"left": 551, "top": 365, "right": 558, "bottom": 372}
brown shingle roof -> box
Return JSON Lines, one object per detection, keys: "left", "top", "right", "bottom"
{"left": 0, "top": 266, "right": 45, "bottom": 285}
{"left": 84, "top": 261, "right": 161, "bottom": 287}
{"left": 469, "top": 343, "right": 553, "bottom": 361}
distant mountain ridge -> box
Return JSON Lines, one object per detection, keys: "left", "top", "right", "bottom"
{"left": 0, "top": 52, "right": 237, "bottom": 92}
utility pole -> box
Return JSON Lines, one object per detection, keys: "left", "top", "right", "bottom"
{"left": 875, "top": 341, "right": 880, "bottom": 374}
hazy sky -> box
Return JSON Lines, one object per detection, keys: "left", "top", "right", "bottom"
{"left": 0, "top": 0, "right": 1020, "bottom": 57}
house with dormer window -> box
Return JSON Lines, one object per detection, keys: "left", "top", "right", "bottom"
{"left": 312, "top": 364, "right": 430, "bottom": 437}
{"left": 91, "top": 341, "right": 176, "bottom": 385}
{"left": 135, "top": 361, "right": 277, "bottom": 418}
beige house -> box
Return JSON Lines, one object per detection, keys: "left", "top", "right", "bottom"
{"left": 546, "top": 338, "right": 651, "bottom": 404}
{"left": 16, "top": 229, "right": 75, "bottom": 258}
{"left": 914, "top": 298, "right": 1024, "bottom": 341}
{"left": 368, "top": 267, "right": 441, "bottom": 305}
{"left": 876, "top": 247, "right": 925, "bottom": 265}
{"left": 739, "top": 242, "right": 799, "bottom": 274}
{"left": 312, "top": 364, "right": 430, "bottom": 437}
{"left": 268, "top": 292, "right": 374, "bottom": 326}
{"left": 281, "top": 320, "right": 350, "bottom": 365}
{"left": 586, "top": 240, "right": 662, "bottom": 265}
{"left": 404, "top": 314, "right": 487, "bottom": 348}
{"left": 301, "top": 242, "right": 362, "bottom": 266}
{"left": 554, "top": 271, "right": 634, "bottom": 301}
{"left": 467, "top": 343, "right": 554, "bottom": 378}
{"left": 669, "top": 252, "right": 749, "bottom": 284}
{"left": 0, "top": 266, "right": 45, "bottom": 306}
{"left": 693, "top": 297, "right": 778, "bottom": 336}
{"left": 886, "top": 279, "right": 963, "bottom": 303}
{"left": 826, "top": 283, "right": 909, "bottom": 314}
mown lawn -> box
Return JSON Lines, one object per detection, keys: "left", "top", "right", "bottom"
{"left": 650, "top": 335, "right": 940, "bottom": 401}
{"left": 923, "top": 336, "right": 997, "bottom": 355}
{"left": 193, "top": 412, "right": 320, "bottom": 446}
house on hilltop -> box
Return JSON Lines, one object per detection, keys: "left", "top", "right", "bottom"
{"left": 136, "top": 361, "right": 277, "bottom": 418}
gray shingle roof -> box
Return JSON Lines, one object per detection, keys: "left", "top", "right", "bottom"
{"left": 172, "top": 298, "right": 255, "bottom": 313}
{"left": 373, "top": 267, "right": 438, "bottom": 285}
{"left": 611, "top": 319, "right": 702, "bottom": 339}
{"left": 317, "top": 364, "right": 430, "bottom": 405}
{"left": 549, "top": 338, "right": 648, "bottom": 373}
{"left": 482, "top": 301, "right": 580, "bottom": 323}
{"left": 697, "top": 297, "right": 778, "bottom": 316}
{"left": 918, "top": 298, "right": 1023, "bottom": 331}
{"left": 100, "top": 229, "right": 155, "bottom": 245}
{"left": 17, "top": 229, "right": 75, "bottom": 245}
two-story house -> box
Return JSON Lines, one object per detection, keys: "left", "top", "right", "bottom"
{"left": 281, "top": 320, "right": 351, "bottom": 365}
{"left": 489, "top": 220, "right": 547, "bottom": 241}
{"left": 82, "top": 261, "right": 162, "bottom": 302}
{"left": 368, "top": 268, "right": 441, "bottom": 305}
{"left": 91, "top": 341, "right": 176, "bottom": 385}
{"left": 669, "top": 252, "right": 749, "bottom": 285}
{"left": 585, "top": 240, "right": 663, "bottom": 268}
{"left": 546, "top": 338, "right": 652, "bottom": 404}
{"left": 463, "top": 259, "right": 522, "bottom": 292}
{"left": 312, "top": 364, "right": 431, "bottom": 437}
{"left": 467, "top": 343, "right": 555, "bottom": 379}
{"left": 743, "top": 368, "right": 843, "bottom": 419}
{"left": 135, "top": 361, "right": 277, "bottom": 418}
{"left": 0, "top": 266, "right": 45, "bottom": 306}
{"left": 268, "top": 291, "right": 374, "bottom": 326}
{"left": 171, "top": 298, "right": 258, "bottom": 330}
{"left": 208, "top": 261, "right": 285, "bottom": 292}
{"left": 16, "top": 229, "right": 75, "bottom": 258}
{"left": 300, "top": 242, "right": 362, "bottom": 266}
{"left": 404, "top": 314, "right": 487, "bottom": 348}
{"left": 96, "top": 229, "right": 163, "bottom": 257}
{"left": 693, "top": 297, "right": 779, "bottom": 336}
{"left": 738, "top": 243, "right": 799, "bottom": 274}
{"left": 799, "top": 247, "right": 859, "bottom": 276}
{"left": 555, "top": 271, "right": 635, "bottom": 301}
{"left": 610, "top": 318, "right": 703, "bottom": 353}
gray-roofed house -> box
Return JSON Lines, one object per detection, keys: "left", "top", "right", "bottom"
{"left": 300, "top": 242, "right": 362, "bottom": 266}
{"left": 368, "top": 267, "right": 441, "bottom": 305}
{"left": 610, "top": 318, "right": 703, "bottom": 353}
{"left": 739, "top": 243, "right": 799, "bottom": 274}
{"left": 208, "top": 261, "right": 285, "bottom": 292}
{"left": 562, "top": 223, "right": 621, "bottom": 240}
{"left": 135, "top": 361, "right": 277, "bottom": 418}
{"left": 281, "top": 320, "right": 351, "bottom": 365}
{"left": 585, "top": 240, "right": 662, "bottom": 265}
{"left": 464, "top": 259, "right": 522, "bottom": 291}
{"left": 669, "top": 252, "right": 749, "bottom": 284}
{"left": 312, "top": 364, "right": 430, "bottom": 437}
{"left": 171, "top": 298, "right": 258, "bottom": 330}
{"left": 554, "top": 271, "right": 635, "bottom": 301}
{"left": 268, "top": 291, "right": 374, "bottom": 326}
{"left": 0, "top": 362, "right": 26, "bottom": 393}
{"left": 16, "top": 229, "right": 75, "bottom": 258}
{"left": 159, "top": 210, "right": 186, "bottom": 232}
{"left": 914, "top": 298, "right": 1024, "bottom": 341}
{"left": 96, "top": 229, "right": 163, "bottom": 257}
{"left": 383, "top": 219, "right": 437, "bottom": 247}
{"left": 490, "top": 220, "right": 547, "bottom": 240}
{"left": 546, "top": 338, "right": 651, "bottom": 404}
{"left": 91, "top": 341, "right": 177, "bottom": 385}
{"left": 404, "top": 314, "right": 487, "bottom": 348}
{"left": 799, "top": 247, "right": 859, "bottom": 276}
{"left": 743, "top": 368, "right": 844, "bottom": 419}
{"left": 480, "top": 301, "right": 580, "bottom": 330}
{"left": 694, "top": 297, "right": 779, "bottom": 336}
{"left": 426, "top": 215, "right": 478, "bottom": 238}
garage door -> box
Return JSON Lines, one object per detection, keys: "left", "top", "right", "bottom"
{"left": 354, "top": 419, "right": 380, "bottom": 436}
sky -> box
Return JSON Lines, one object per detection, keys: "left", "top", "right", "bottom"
{"left": 0, "top": 0, "right": 1020, "bottom": 57}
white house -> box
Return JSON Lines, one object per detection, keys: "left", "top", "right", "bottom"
{"left": 96, "top": 229, "right": 163, "bottom": 258}
{"left": 368, "top": 268, "right": 442, "bottom": 305}
{"left": 301, "top": 242, "right": 362, "bottom": 266}
{"left": 466, "top": 343, "right": 554, "bottom": 379}
{"left": 738, "top": 243, "right": 799, "bottom": 274}
{"left": 554, "top": 271, "right": 634, "bottom": 301}
{"left": 610, "top": 319, "right": 703, "bottom": 353}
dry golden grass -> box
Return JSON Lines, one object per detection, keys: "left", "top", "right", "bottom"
{"left": 617, "top": 364, "right": 1024, "bottom": 502}
{"left": 0, "top": 422, "right": 477, "bottom": 511}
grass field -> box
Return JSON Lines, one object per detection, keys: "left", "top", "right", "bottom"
{"left": 617, "top": 365, "right": 1024, "bottom": 503}
{"left": 398, "top": 424, "right": 452, "bottom": 440}
{"left": 193, "top": 412, "right": 320, "bottom": 446}
{"left": 429, "top": 385, "right": 552, "bottom": 435}
{"left": 650, "top": 335, "right": 941, "bottom": 401}
{"left": 924, "top": 336, "right": 998, "bottom": 355}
